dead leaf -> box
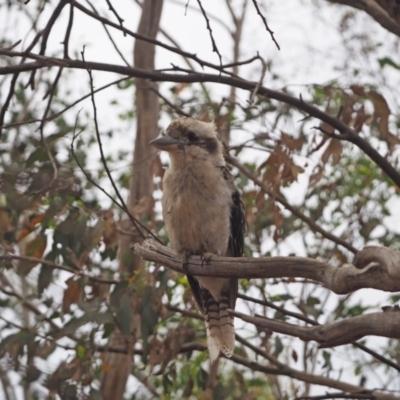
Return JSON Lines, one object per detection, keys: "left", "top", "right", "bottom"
{"left": 172, "top": 82, "right": 188, "bottom": 95}
{"left": 341, "top": 92, "right": 355, "bottom": 125}
{"left": 20, "top": 234, "right": 47, "bottom": 274}
{"left": 369, "top": 91, "right": 390, "bottom": 137}
{"left": 321, "top": 139, "right": 342, "bottom": 166}
{"left": 148, "top": 336, "right": 163, "bottom": 369}
{"left": 102, "top": 209, "right": 117, "bottom": 248}
{"left": 281, "top": 132, "right": 303, "bottom": 152}
{"left": 290, "top": 164, "right": 305, "bottom": 181}
{"left": 320, "top": 121, "right": 335, "bottom": 135}
{"left": 352, "top": 105, "right": 367, "bottom": 133}
{"left": 350, "top": 85, "right": 366, "bottom": 96}
{"left": 272, "top": 203, "right": 283, "bottom": 243}
{"left": 62, "top": 277, "right": 83, "bottom": 312}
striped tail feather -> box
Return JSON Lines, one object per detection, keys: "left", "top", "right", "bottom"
{"left": 202, "top": 289, "right": 235, "bottom": 362}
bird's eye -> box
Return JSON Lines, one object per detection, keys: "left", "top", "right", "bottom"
{"left": 187, "top": 131, "right": 199, "bottom": 142}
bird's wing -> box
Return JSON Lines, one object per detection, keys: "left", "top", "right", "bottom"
{"left": 222, "top": 167, "right": 247, "bottom": 258}
{"left": 222, "top": 167, "right": 247, "bottom": 309}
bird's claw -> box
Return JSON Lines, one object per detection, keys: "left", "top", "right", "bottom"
{"left": 201, "top": 252, "right": 214, "bottom": 267}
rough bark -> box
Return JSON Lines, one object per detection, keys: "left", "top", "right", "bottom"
{"left": 100, "top": 1, "right": 163, "bottom": 399}
{"left": 133, "top": 240, "right": 400, "bottom": 294}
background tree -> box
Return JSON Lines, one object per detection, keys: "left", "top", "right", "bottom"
{"left": 0, "top": 1, "right": 400, "bottom": 399}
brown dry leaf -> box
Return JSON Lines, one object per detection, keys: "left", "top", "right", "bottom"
{"left": 0, "top": 209, "right": 13, "bottom": 237}
{"left": 151, "top": 155, "right": 165, "bottom": 179}
{"left": 321, "top": 139, "right": 342, "bottom": 166}
{"left": 62, "top": 277, "right": 83, "bottom": 312}
{"left": 259, "top": 147, "right": 287, "bottom": 190}
{"left": 17, "top": 213, "right": 45, "bottom": 242}
{"left": 75, "top": 250, "right": 90, "bottom": 270}
{"left": 281, "top": 131, "right": 303, "bottom": 152}
{"left": 272, "top": 204, "right": 283, "bottom": 243}
{"left": 352, "top": 105, "right": 368, "bottom": 133}
{"left": 292, "top": 349, "right": 298, "bottom": 362}
{"left": 255, "top": 190, "right": 266, "bottom": 209}
{"left": 199, "top": 110, "right": 210, "bottom": 122}
{"left": 172, "top": 82, "right": 188, "bottom": 95}
{"left": 341, "top": 92, "right": 355, "bottom": 125}
{"left": 215, "top": 113, "right": 229, "bottom": 134}
{"left": 24, "top": 234, "right": 47, "bottom": 259}
{"left": 334, "top": 249, "right": 348, "bottom": 264}
{"left": 350, "top": 85, "right": 366, "bottom": 96}
{"left": 290, "top": 164, "right": 305, "bottom": 182}
{"left": 102, "top": 209, "right": 117, "bottom": 248}
{"left": 148, "top": 336, "right": 163, "bottom": 370}
{"left": 158, "top": 329, "right": 182, "bottom": 373}
{"left": 320, "top": 121, "right": 335, "bottom": 135}
{"left": 369, "top": 91, "right": 390, "bottom": 137}
{"left": 29, "top": 214, "right": 45, "bottom": 228}
{"left": 101, "top": 363, "right": 111, "bottom": 372}
{"left": 132, "top": 196, "right": 155, "bottom": 219}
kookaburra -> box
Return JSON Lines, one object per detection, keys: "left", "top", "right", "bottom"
{"left": 150, "top": 118, "right": 246, "bottom": 362}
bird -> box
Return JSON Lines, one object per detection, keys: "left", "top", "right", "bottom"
{"left": 150, "top": 117, "right": 247, "bottom": 363}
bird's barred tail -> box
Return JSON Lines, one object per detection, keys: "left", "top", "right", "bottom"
{"left": 202, "top": 289, "right": 235, "bottom": 363}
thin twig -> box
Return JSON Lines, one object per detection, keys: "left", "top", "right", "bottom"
{"left": 248, "top": 53, "right": 267, "bottom": 104}
{"left": 105, "top": 0, "right": 125, "bottom": 35}
{"left": 1, "top": 77, "right": 129, "bottom": 130}
{"left": 196, "top": 0, "right": 223, "bottom": 68}
{"left": 63, "top": 2, "right": 74, "bottom": 59}
{"left": 251, "top": 0, "right": 280, "bottom": 50}
{"left": 149, "top": 87, "right": 191, "bottom": 118}
{"left": 2, "top": 50, "right": 400, "bottom": 190}
{"left": 86, "top": 0, "right": 130, "bottom": 66}
{"left": 35, "top": 67, "right": 64, "bottom": 194}
{"left": 0, "top": 254, "right": 118, "bottom": 284}
{"left": 80, "top": 50, "right": 163, "bottom": 244}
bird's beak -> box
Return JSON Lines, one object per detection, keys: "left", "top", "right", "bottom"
{"left": 149, "top": 135, "right": 185, "bottom": 152}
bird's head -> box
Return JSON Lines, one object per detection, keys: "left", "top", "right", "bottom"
{"left": 149, "top": 118, "right": 225, "bottom": 166}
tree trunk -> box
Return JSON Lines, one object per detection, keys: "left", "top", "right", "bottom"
{"left": 100, "top": 1, "right": 163, "bottom": 398}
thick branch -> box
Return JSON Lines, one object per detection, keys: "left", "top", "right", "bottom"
{"left": 133, "top": 240, "right": 400, "bottom": 294}
{"left": 231, "top": 309, "right": 400, "bottom": 347}
{"left": 1, "top": 50, "right": 399, "bottom": 189}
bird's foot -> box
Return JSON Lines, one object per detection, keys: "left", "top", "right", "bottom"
{"left": 181, "top": 250, "right": 191, "bottom": 271}
{"left": 201, "top": 252, "right": 215, "bottom": 267}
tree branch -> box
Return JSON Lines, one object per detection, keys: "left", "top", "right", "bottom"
{"left": 132, "top": 239, "right": 400, "bottom": 294}
{"left": 231, "top": 308, "right": 400, "bottom": 348}
{"left": 2, "top": 49, "right": 399, "bottom": 189}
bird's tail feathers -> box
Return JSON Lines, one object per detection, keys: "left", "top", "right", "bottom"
{"left": 203, "top": 291, "right": 235, "bottom": 362}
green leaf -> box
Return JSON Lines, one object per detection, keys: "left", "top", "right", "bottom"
{"left": 76, "top": 345, "right": 85, "bottom": 359}
{"left": 378, "top": 57, "right": 400, "bottom": 70}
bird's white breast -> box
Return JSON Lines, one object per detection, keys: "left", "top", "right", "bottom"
{"left": 162, "top": 162, "right": 232, "bottom": 256}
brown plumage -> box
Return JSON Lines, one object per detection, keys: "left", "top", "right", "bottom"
{"left": 150, "top": 118, "right": 246, "bottom": 362}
